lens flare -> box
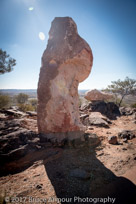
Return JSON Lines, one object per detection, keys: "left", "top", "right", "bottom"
{"left": 28, "top": 7, "right": 34, "bottom": 11}
{"left": 39, "top": 32, "right": 45, "bottom": 41}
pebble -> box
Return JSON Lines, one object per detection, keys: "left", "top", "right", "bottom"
{"left": 36, "top": 184, "right": 43, "bottom": 189}
{"left": 122, "top": 147, "right": 127, "bottom": 151}
{"left": 108, "top": 136, "right": 118, "bottom": 145}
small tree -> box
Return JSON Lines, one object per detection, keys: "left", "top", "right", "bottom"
{"left": 29, "top": 99, "right": 37, "bottom": 111}
{"left": 16, "top": 93, "right": 28, "bottom": 104}
{"left": 0, "top": 49, "right": 16, "bottom": 74}
{"left": 103, "top": 77, "right": 136, "bottom": 107}
{"left": 0, "top": 94, "right": 11, "bottom": 109}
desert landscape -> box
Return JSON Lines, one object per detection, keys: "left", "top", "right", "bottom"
{"left": 0, "top": 1, "right": 136, "bottom": 204}
{"left": 0, "top": 96, "right": 136, "bottom": 204}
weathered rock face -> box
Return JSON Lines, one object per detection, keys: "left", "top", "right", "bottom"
{"left": 85, "top": 89, "right": 113, "bottom": 101}
{"left": 82, "top": 112, "right": 111, "bottom": 128}
{"left": 37, "top": 17, "right": 93, "bottom": 141}
{"left": 90, "top": 101, "right": 120, "bottom": 120}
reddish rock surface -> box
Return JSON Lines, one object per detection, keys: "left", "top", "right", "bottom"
{"left": 85, "top": 89, "right": 113, "bottom": 101}
{"left": 37, "top": 17, "right": 93, "bottom": 140}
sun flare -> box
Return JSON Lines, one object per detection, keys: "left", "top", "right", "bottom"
{"left": 39, "top": 32, "right": 45, "bottom": 41}
{"left": 28, "top": 7, "right": 34, "bottom": 11}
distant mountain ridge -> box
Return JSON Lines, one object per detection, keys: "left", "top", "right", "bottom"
{"left": 0, "top": 89, "right": 37, "bottom": 97}
{"left": 0, "top": 89, "right": 89, "bottom": 97}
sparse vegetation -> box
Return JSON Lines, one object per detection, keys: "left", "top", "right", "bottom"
{"left": 16, "top": 93, "right": 28, "bottom": 104}
{"left": 29, "top": 99, "right": 37, "bottom": 111}
{"left": 16, "top": 93, "right": 36, "bottom": 112}
{"left": 103, "top": 77, "right": 136, "bottom": 107}
{"left": 18, "top": 104, "right": 35, "bottom": 112}
{"left": 131, "top": 103, "right": 136, "bottom": 108}
{"left": 0, "top": 94, "right": 11, "bottom": 109}
{"left": 0, "top": 49, "right": 16, "bottom": 74}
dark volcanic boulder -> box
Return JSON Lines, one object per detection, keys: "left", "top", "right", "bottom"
{"left": 90, "top": 101, "right": 120, "bottom": 120}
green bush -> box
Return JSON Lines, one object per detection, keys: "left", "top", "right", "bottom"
{"left": 18, "top": 104, "right": 35, "bottom": 112}
{"left": 131, "top": 103, "right": 136, "bottom": 108}
{"left": 16, "top": 93, "right": 28, "bottom": 104}
{"left": 29, "top": 99, "right": 37, "bottom": 111}
{"left": 0, "top": 94, "right": 11, "bottom": 109}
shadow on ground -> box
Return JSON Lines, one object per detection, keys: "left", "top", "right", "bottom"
{"left": 0, "top": 143, "right": 136, "bottom": 204}
{"left": 43, "top": 145, "right": 136, "bottom": 204}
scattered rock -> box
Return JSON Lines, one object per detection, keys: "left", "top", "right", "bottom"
{"left": 84, "top": 89, "right": 113, "bottom": 101}
{"left": 0, "top": 113, "right": 7, "bottom": 120}
{"left": 131, "top": 112, "right": 136, "bottom": 124}
{"left": 1, "top": 109, "right": 27, "bottom": 118}
{"left": 26, "top": 111, "right": 37, "bottom": 117}
{"left": 106, "top": 131, "right": 112, "bottom": 134}
{"left": 0, "top": 119, "right": 22, "bottom": 136}
{"left": 89, "top": 117, "right": 109, "bottom": 128}
{"left": 80, "top": 114, "right": 89, "bottom": 125}
{"left": 36, "top": 184, "right": 43, "bottom": 189}
{"left": 118, "top": 130, "right": 135, "bottom": 140}
{"left": 89, "top": 112, "right": 111, "bottom": 128}
{"left": 122, "top": 138, "right": 128, "bottom": 143}
{"left": 120, "top": 107, "right": 136, "bottom": 116}
{"left": 80, "top": 102, "right": 91, "bottom": 111}
{"left": 122, "top": 147, "right": 127, "bottom": 151}
{"left": 70, "top": 169, "right": 90, "bottom": 179}
{"left": 80, "top": 114, "right": 89, "bottom": 121}
{"left": 132, "top": 112, "right": 136, "bottom": 120}
{"left": 108, "top": 136, "right": 118, "bottom": 145}
{"left": 88, "top": 126, "right": 94, "bottom": 130}
{"left": 84, "top": 133, "right": 100, "bottom": 147}
{"left": 37, "top": 17, "right": 93, "bottom": 142}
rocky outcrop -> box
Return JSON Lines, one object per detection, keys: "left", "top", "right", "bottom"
{"left": 37, "top": 17, "right": 93, "bottom": 142}
{"left": 120, "top": 107, "right": 136, "bottom": 116}
{"left": 0, "top": 110, "right": 40, "bottom": 175}
{"left": 84, "top": 89, "right": 113, "bottom": 101}
{"left": 89, "top": 112, "right": 111, "bottom": 128}
{"left": 90, "top": 101, "right": 120, "bottom": 120}
{"left": 80, "top": 101, "right": 120, "bottom": 120}
{"left": 0, "top": 108, "right": 27, "bottom": 118}
{"left": 0, "top": 117, "right": 39, "bottom": 156}
{"left": 81, "top": 112, "right": 111, "bottom": 128}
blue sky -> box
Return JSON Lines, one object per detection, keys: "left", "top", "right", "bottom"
{"left": 0, "top": 0, "right": 136, "bottom": 90}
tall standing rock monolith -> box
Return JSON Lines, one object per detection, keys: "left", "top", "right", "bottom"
{"left": 37, "top": 17, "right": 93, "bottom": 142}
